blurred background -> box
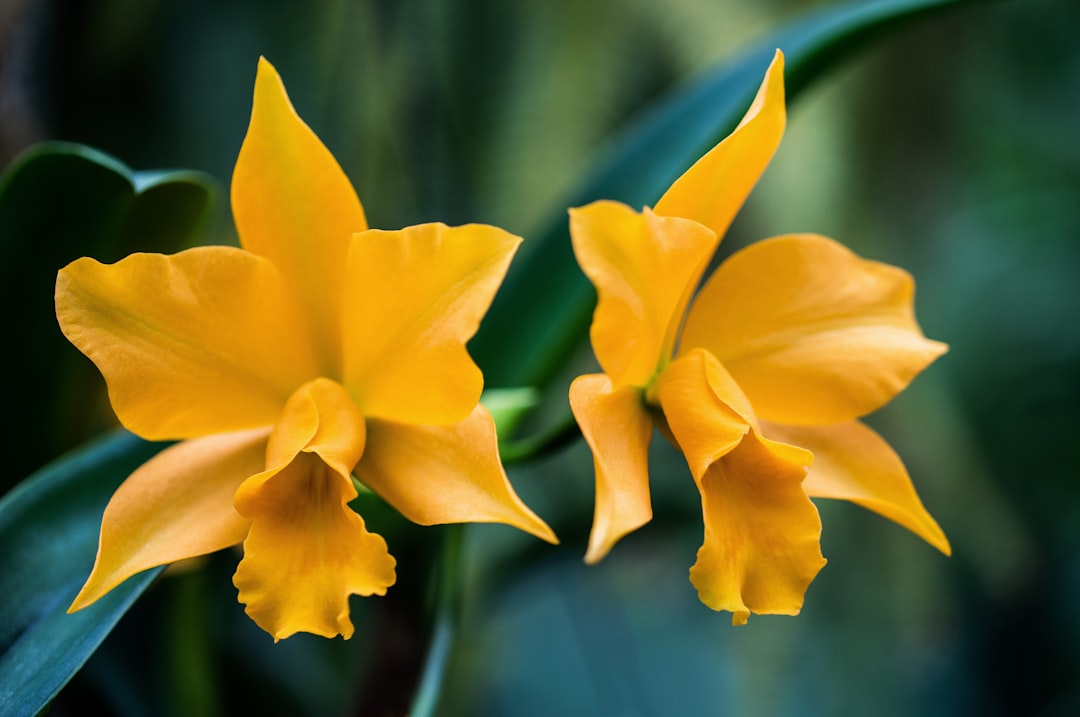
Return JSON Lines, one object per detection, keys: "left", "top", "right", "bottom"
{"left": 2, "top": 0, "right": 1079, "bottom": 715}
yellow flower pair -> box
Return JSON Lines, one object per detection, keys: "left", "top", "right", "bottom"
{"left": 57, "top": 52, "right": 947, "bottom": 640}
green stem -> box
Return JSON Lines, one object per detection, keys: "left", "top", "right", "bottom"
{"left": 499, "top": 413, "right": 582, "bottom": 465}
{"left": 410, "top": 524, "right": 464, "bottom": 717}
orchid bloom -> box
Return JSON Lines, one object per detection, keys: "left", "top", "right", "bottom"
{"left": 57, "top": 58, "right": 555, "bottom": 641}
{"left": 569, "top": 50, "right": 949, "bottom": 625}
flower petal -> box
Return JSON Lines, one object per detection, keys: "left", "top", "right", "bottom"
{"left": 681, "top": 234, "right": 947, "bottom": 425}
{"left": 343, "top": 223, "right": 521, "bottom": 425}
{"left": 232, "top": 57, "right": 368, "bottom": 374}
{"left": 69, "top": 429, "right": 268, "bottom": 612}
{"left": 569, "top": 374, "right": 654, "bottom": 564}
{"left": 356, "top": 405, "right": 556, "bottom": 544}
{"left": 569, "top": 201, "right": 718, "bottom": 387}
{"left": 233, "top": 452, "right": 395, "bottom": 641}
{"left": 265, "top": 377, "right": 367, "bottom": 477}
{"left": 763, "top": 420, "right": 950, "bottom": 555}
{"left": 56, "top": 248, "right": 319, "bottom": 440}
{"left": 689, "top": 430, "right": 825, "bottom": 625}
{"left": 653, "top": 348, "right": 752, "bottom": 480}
{"left": 653, "top": 50, "right": 785, "bottom": 239}
{"left": 233, "top": 378, "right": 391, "bottom": 641}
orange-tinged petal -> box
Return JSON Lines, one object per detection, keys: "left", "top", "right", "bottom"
{"left": 232, "top": 57, "right": 368, "bottom": 374}
{"left": 689, "top": 430, "right": 825, "bottom": 625}
{"left": 763, "top": 420, "right": 950, "bottom": 555}
{"left": 356, "top": 405, "right": 557, "bottom": 544}
{"left": 56, "top": 248, "right": 319, "bottom": 440}
{"left": 69, "top": 428, "right": 268, "bottom": 611}
{"left": 265, "top": 377, "right": 367, "bottom": 477}
{"left": 681, "top": 234, "right": 948, "bottom": 425}
{"left": 233, "top": 378, "right": 389, "bottom": 641}
{"left": 233, "top": 452, "right": 395, "bottom": 641}
{"left": 569, "top": 374, "right": 653, "bottom": 564}
{"left": 654, "top": 50, "right": 786, "bottom": 239}
{"left": 570, "top": 201, "right": 718, "bottom": 387}
{"left": 342, "top": 223, "right": 521, "bottom": 425}
{"left": 653, "top": 348, "right": 753, "bottom": 480}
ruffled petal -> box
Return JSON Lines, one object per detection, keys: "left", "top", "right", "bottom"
{"left": 356, "top": 404, "right": 556, "bottom": 544}
{"left": 569, "top": 201, "right": 718, "bottom": 387}
{"left": 763, "top": 420, "right": 950, "bottom": 554}
{"left": 689, "top": 430, "right": 825, "bottom": 625}
{"left": 233, "top": 377, "right": 393, "bottom": 641}
{"left": 653, "top": 50, "right": 785, "bottom": 239}
{"left": 653, "top": 348, "right": 752, "bottom": 480}
{"left": 681, "top": 234, "right": 947, "bottom": 425}
{"left": 569, "top": 374, "right": 654, "bottom": 564}
{"left": 343, "top": 223, "right": 521, "bottom": 425}
{"left": 232, "top": 57, "right": 368, "bottom": 374}
{"left": 233, "top": 452, "right": 395, "bottom": 641}
{"left": 69, "top": 429, "right": 268, "bottom": 611}
{"left": 56, "top": 248, "right": 319, "bottom": 440}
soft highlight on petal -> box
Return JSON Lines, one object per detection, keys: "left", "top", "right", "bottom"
{"left": 653, "top": 348, "right": 754, "bottom": 480}
{"left": 654, "top": 50, "right": 786, "bottom": 239}
{"left": 69, "top": 429, "right": 268, "bottom": 611}
{"left": 681, "top": 234, "right": 948, "bottom": 425}
{"left": 265, "top": 377, "right": 367, "bottom": 477}
{"left": 232, "top": 57, "right": 367, "bottom": 374}
{"left": 343, "top": 223, "right": 521, "bottom": 425}
{"left": 233, "top": 452, "right": 395, "bottom": 641}
{"left": 764, "top": 420, "right": 950, "bottom": 555}
{"left": 569, "top": 374, "right": 654, "bottom": 564}
{"left": 689, "top": 430, "right": 824, "bottom": 626}
{"left": 56, "top": 248, "right": 319, "bottom": 440}
{"left": 357, "top": 405, "right": 556, "bottom": 544}
{"left": 570, "top": 201, "right": 718, "bottom": 387}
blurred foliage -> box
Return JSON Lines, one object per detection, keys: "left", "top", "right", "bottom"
{"left": 2, "top": 0, "right": 1079, "bottom": 715}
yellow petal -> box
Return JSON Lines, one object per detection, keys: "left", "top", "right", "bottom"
{"left": 69, "top": 429, "right": 268, "bottom": 612}
{"left": 689, "top": 430, "right": 825, "bottom": 625}
{"left": 681, "top": 234, "right": 947, "bottom": 425}
{"left": 56, "top": 248, "right": 319, "bottom": 440}
{"left": 569, "top": 374, "right": 654, "bottom": 564}
{"left": 265, "top": 377, "right": 367, "bottom": 477}
{"left": 232, "top": 57, "right": 368, "bottom": 375}
{"left": 763, "top": 420, "right": 950, "bottom": 555}
{"left": 343, "top": 223, "right": 521, "bottom": 425}
{"left": 569, "top": 201, "right": 718, "bottom": 387}
{"left": 653, "top": 348, "right": 754, "bottom": 481}
{"left": 653, "top": 50, "right": 785, "bottom": 239}
{"left": 356, "top": 405, "right": 557, "bottom": 544}
{"left": 233, "top": 452, "right": 395, "bottom": 641}
{"left": 233, "top": 378, "right": 391, "bottom": 641}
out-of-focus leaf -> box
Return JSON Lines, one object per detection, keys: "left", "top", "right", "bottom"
{"left": 0, "top": 142, "right": 219, "bottom": 484}
{"left": 0, "top": 430, "right": 167, "bottom": 717}
{"left": 482, "top": 387, "right": 542, "bottom": 437}
{"left": 471, "top": 0, "right": 972, "bottom": 388}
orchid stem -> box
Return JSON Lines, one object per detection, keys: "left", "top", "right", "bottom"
{"left": 410, "top": 524, "right": 464, "bottom": 717}
{"left": 500, "top": 413, "right": 581, "bottom": 465}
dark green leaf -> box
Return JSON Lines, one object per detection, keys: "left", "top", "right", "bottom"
{"left": 471, "top": 0, "right": 974, "bottom": 388}
{"left": 0, "top": 142, "right": 219, "bottom": 485}
{"left": 0, "top": 430, "right": 167, "bottom": 717}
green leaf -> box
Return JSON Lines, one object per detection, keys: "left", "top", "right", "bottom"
{"left": 0, "top": 430, "right": 168, "bottom": 717}
{"left": 471, "top": 0, "right": 973, "bottom": 388}
{"left": 0, "top": 142, "right": 219, "bottom": 486}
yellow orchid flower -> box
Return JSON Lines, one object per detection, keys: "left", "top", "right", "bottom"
{"left": 569, "top": 50, "right": 949, "bottom": 625}
{"left": 56, "top": 57, "right": 556, "bottom": 641}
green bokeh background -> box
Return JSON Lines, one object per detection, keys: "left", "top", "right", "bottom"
{"left": 3, "top": 0, "right": 1078, "bottom": 714}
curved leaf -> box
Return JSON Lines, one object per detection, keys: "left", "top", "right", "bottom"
{"left": 0, "top": 141, "right": 219, "bottom": 485}
{"left": 471, "top": 0, "right": 973, "bottom": 388}
{"left": 0, "top": 430, "right": 168, "bottom": 716}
